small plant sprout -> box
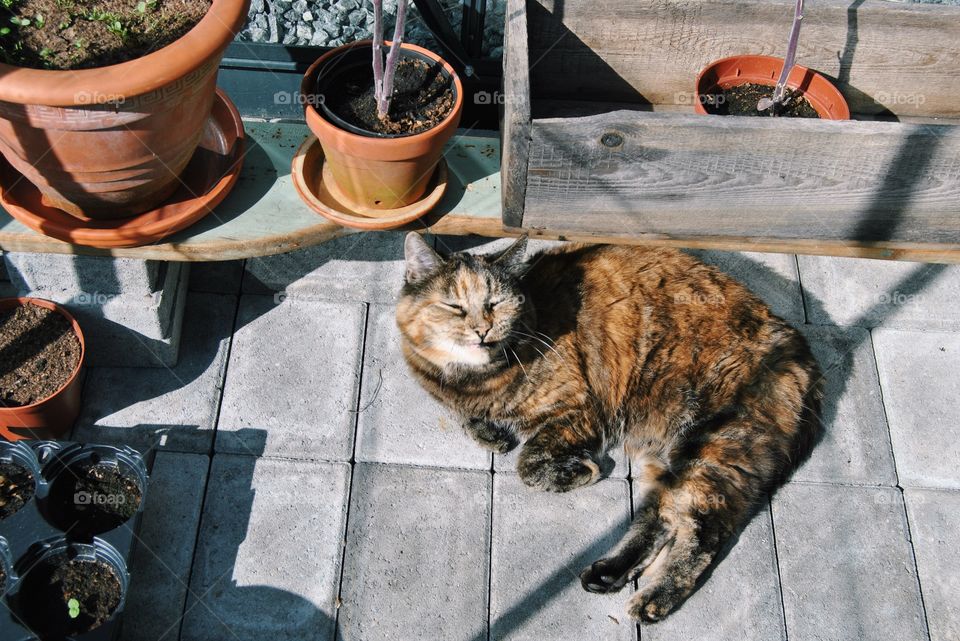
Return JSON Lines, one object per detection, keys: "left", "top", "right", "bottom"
{"left": 371, "top": 0, "right": 408, "bottom": 120}
{"left": 67, "top": 598, "right": 80, "bottom": 619}
{"left": 758, "top": 0, "right": 804, "bottom": 114}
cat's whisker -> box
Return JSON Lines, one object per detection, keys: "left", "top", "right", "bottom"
{"left": 516, "top": 324, "right": 564, "bottom": 356}
{"left": 510, "top": 346, "right": 532, "bottom": 385}
{"left": 505, "top": 330, "right": 547, "bottom": 361}
{"left": 511, "top": 329, "right": 565, "bottom": 364}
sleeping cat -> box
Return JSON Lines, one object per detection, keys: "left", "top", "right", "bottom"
{"left": 397, "top": 233, "right": 821, "bottom": 622}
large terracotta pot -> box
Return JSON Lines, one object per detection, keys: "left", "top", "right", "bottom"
{"left": 0, "top": 298, "right": 85, "bottom": 441}
{"left": 0, "top": 0, "right": 250, "bottom": 219}
{"left": 302, "top": 41, "right": 463, "bottom": 212}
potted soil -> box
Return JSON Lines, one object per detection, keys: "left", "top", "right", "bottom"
{"left": 45, "top": 445, "right": 145, "bottom": 537}
{"left": 0, "top": 0, "right": 249, "bottom": 220}
{"left": 694, "top": 0, "right": 849, "bottom": 120}
{"left": 15, "top": 539, "right": 128, "bottom": 637}
{"left": 296, "top": 0, "right": 463, "bottom": 230}
{"left": 0, "top": 298, "right": 85, "bottom": 440}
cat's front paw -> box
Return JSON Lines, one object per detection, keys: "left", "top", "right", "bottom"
{"left": 517, "top": 447, "right": 601, "bottom": 492}
{"left": 580, "top": 558, "right": 631, "bottom": 594}
{"left": 464, "top": 418, "right": 518, "bottom": 454}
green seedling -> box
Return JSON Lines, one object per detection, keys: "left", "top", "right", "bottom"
{"left": 106, "top": 19, "right": 125, "bottom": 37}
{"left": 67, "top": 598, "right": 80, "bottom": 619}
{"left": 33, "top": 13, "right": 44, "bottom": 27}
{"left": 9, "top": 16, "right": 31, "bottom": 26}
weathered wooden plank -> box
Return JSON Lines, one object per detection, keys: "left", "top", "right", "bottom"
{"left": 523, "top": 110, "right": 960, "bottom": 250}
{"left": 500, "top": 0, "right": 532, "bottom": 228}
{"left": 526, "top": 0, "right": 960, "bottom": 117}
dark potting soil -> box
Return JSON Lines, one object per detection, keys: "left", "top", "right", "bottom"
{"left": 49, "top": 462, "right": 142, "bottom": 535}
{"left": 0, "top": 304, "right": 80, "bottom": 408}
{"left": 325, "top": 57, "right": 455, "bottom": 136}
{"left": 704, "top": 82, "right": 820, "bottom": 118}
{"left": 0, "top": 461, "right": 36, "bottom": 520}
{"left": 19, "top": 556, "right": 122, "bottom": 636}
{"left": 0, "top": 0, "right": 210, "bottom": 70}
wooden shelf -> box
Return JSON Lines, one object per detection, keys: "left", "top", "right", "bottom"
{"left": 0, "top": 123, "right": 506, "bottom": 261}
{"left": 501, "top": 0, "right": 960, "bottom": 264}
{"left": 3, "top": 105, "right": 960, "bottom": 263}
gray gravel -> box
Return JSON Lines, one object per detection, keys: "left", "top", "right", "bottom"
{"left": 238, "top": 0, "right": 505, "bottom": 58}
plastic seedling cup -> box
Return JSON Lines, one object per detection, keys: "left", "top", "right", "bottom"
{"left": 42, "top": 444, "right": 148, "bottom": 539}
{"left": 0, "top": 441, "right": 42, "bottom": 523}
{"left": 11, "top": 537, "right": 130, "bottom": 639}
{"left": 0, "top": 441, "right": 149, "bottom": 640}
{"left": 0, "top": 536, "right": 14, "bottom": 591}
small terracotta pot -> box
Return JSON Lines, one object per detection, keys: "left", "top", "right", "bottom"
{"left": 0, "top": 0, "right": 250, "bottom": 219}
{"left": 302, "top": 40, "right": 463, "bottom": 213}
{"left": 694, "top": 55, "right": 850, "bottom": 120}
{"left": 0, "top": 298, "right": 85, "bottom": 441}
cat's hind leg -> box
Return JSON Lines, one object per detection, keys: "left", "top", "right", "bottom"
{"left": 516, "top": 411, "right": 607, "bottom": 492}
{"left": 463, "top": 417, "right": 519, "bottom": 454}
{"left": 623, "top": 438, "right": 765, "bottom": 622}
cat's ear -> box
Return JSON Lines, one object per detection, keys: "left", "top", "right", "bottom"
{"left": 404, "top": 232, "right": 443, "bottom": 283}
{"left": 490, "top": 235, "right": 529, "bottom": 276}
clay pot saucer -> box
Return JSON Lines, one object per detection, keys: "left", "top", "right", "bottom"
{"left": 0, "top": 89, "right": 245, "bottom": 248}
{"left": 291, "top": 135, "right": 449, "bottom": 231}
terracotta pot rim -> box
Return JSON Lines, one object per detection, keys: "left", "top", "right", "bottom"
{"left": 694, "top": 54, "right": 851, "bottom": 120}
{"left": 302, "top": 40, "right": 464, "bottom": 148}
{"left": 0, "top": 0, "right": 248, "bottom": 106}
{"left": 0, "top": 297, "right": 86, "bottom": 412}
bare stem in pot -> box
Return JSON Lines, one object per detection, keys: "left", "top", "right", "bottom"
{"left": 758, "top": 0, "right": 804, "bottom": 114}
{"left": 372, "top": 0, "right": 408, "bottom": 120}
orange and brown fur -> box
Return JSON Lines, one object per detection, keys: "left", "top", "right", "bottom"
{"left": 397, "top": 234, "right": 821, "bottom": 622}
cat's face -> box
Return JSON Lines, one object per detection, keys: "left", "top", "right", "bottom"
{"left": 396, "top": 234, "right": 529, "bottom": 370}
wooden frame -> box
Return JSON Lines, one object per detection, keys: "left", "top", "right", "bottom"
{"left": 502, "top": 0, "right": 960, "bottom": 262}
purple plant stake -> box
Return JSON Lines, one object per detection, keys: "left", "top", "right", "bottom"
{"left": 372, "top": 0, "right": 385, "bottom": 114}
{"left": 758, "top": 0, "right": 804, "bottom": 114}
{"left": 372, "top": 0, "right": 408, "bottom": 120}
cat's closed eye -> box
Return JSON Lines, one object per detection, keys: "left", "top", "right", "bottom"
{"left": 438, "top": 302, "right": 466, "bottom": 316}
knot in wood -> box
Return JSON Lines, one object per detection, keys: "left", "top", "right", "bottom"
{"left": 600, "top": 132, "right": 623, "bottom": 148}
